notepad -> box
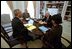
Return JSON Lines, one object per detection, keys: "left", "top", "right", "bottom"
{"left": 39, "top": 26, "right": 49, "bottom": 33}
{"left": 27, "top": 25, "right": 36, "bottom": 31}
{"left": 24, "top": 24, "right": 36, "bottom": 31}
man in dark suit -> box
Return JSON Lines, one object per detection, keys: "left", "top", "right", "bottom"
{"left": 23, "top": 9, "right": 30, "bottom": 20}
{"left": 12, "top": 9, "right": 33, "bottom": 48}
{"left": 42, "top": 12, "right": 52, "bottom": 28}
{"left": 42, "top": 14, "right": 62, "bottom": 48}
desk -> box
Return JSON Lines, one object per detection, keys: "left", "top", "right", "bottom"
{"left": 23, "top": 19, "right": 44, "bottom": 36}
{"left": 32, "top": 22, "right": 43, "bottom": 36}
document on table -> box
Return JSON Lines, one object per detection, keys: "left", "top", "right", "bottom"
{"left": 39, "top": 26, "right": 49, "bottom": 34}
{"left": 24, "top": 24, "right": 36, "bottom": 31}
{"left": 28, "top": 19, "right": 34, "bottom": 24}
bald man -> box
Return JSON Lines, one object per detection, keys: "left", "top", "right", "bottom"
{"left": 42, "top": 12, "right": 52, "bottom": 28}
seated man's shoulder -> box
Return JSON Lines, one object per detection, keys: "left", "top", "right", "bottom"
{"left": 12, "top": 17, "right": 20, "bottom": 23}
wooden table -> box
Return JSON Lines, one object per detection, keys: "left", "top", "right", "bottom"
{"left": 23, "top": 19, "right": 44, "bottom": 36}
{"left": 32, "top": 21, "right": 44, "bottom": 36}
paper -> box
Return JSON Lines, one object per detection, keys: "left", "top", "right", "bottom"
{"left": 24, "top": 24, "right": 36, "bottom": 31}
{"left": 39, "top": 26, "right": 49, "bottom": 33}
{"left": 28, "top": 19, "right": 34, "bottom": 24}
{"left": 24, "top": 24, "right": 32, "bottom": 27}
{"left": 27, "top": 25, "right": 36, "bottom": 31}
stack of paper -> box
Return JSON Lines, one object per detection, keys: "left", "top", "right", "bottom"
{"left": 24, "top": 24, "right": 36, "bottom": 31}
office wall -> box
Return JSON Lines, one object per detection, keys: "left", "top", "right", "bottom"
{"left": 36, "top": 1, "right": 40, "bottom": 19}
{"left": 1, "top": 1, "right": 13, "bottom": 24}
{"left": 7, "top": 1, "right": 26, "bottom": 12}
{"left": 24, "top": 1, "right": 36, "bottom": 18}
{"left": 12, "top": 1, "right": 25, "bottom": 13}
{"left": 7, "top": 1, "right": 13, "bottom": 11}
{"left": 1, "top": 1, "right": 40, "bottom": 24}
{"left": 7, "top": 1, "right": 37, "bottom": 18}
{"left": 33, "top": 1, "right": 36, "bottom": 18}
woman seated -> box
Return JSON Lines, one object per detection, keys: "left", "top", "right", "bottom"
{"left": 42, "top": 14, "right": 62, "bottom": 48}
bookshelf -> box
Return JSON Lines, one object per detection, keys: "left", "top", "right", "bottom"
{"left": 40, "top": 1, "right": 65, "bottom": 17}
{"left": 46, "top": 1, "right": 64, "bottom": 14}
{"left": 64, "top": 1, "right": 71, "bottom": 21}
{"left": 40, "top": 1, "right": 71, "bottom": 21}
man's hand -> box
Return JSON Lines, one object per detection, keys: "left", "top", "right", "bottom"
{"left": 38, "top": 20, "right": 43, "bottom": 24}
{"left": 43, "top": 21, "right": 47, "bottom": 24}
{"left": 38, "top": 20, "right": 47, "bottom": 24}
{"left": 23, "top": 21, "right": 27, "bottom": 24}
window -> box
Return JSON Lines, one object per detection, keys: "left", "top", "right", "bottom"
{"left": 48, "top": 8, "right": 58, "bottom": 16}
{"left": 1, "top": 1, "right": 13, "bottom": 21}
{"left": 27, "top": 1, "right": 34, "bottom": 18}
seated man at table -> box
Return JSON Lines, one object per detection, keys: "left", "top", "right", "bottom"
{"left": 42, "top": 14, "right": 62, "bottom": 48}
{"left": 12, "top": 9, "right": 33, "bottom": 48}
{"left": 23, "top": 9, "right": 30, "bottom": 20}
{"left": 42, "top": 12, "right": 52, "bottom": 28}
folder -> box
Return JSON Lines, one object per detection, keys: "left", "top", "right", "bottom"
{"left": 39, "top": 26, "right": 49, "bottom": 33}
{"left": 24, "top": 24, "right": 36, "bottom": 31}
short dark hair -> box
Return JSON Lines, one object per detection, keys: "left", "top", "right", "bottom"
{"left": 52, "top": 13, "right": 62, "bottom": 24}
{"left": 14, "top": 9, "right": 20, "bottom": 16}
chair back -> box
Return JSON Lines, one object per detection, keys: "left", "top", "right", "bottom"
{"left": 1, "top": 25, "right": 9, "bottom": 39}
{"left": 1, "top": 33, "right": 11, "bottom": 48}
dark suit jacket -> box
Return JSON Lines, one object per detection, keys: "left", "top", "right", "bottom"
{"left": 23, "top": 13, "right": 30, "bottom": 19}
{"left": 12, "top": 17, "right": 29, "bottom": 39}
{"left": 43, "top": 25, "right": 62, "bottom": 48}
{"left": 42, "top": 15, "right": 52, "bottom": 28}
